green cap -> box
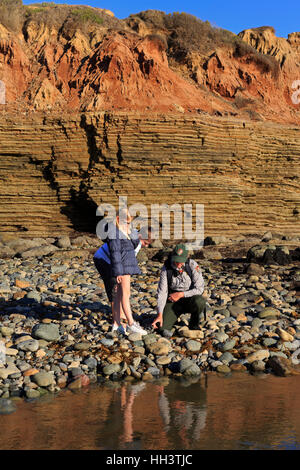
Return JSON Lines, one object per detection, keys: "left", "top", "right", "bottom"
{"left": 171, "top": 243, "right": 189, "bottom": 263}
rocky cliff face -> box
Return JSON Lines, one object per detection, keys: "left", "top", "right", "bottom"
{"left": 0, "top": 7, "right": 300, "bottom": 123}
{"left": 0, "top": 111, "right": 299, "bottom": 238}
{"left": 0, "top": 6, "right": 300, "bottom": 238}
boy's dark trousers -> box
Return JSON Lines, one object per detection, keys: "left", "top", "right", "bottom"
{"left": 162, "top": 294, "right": 206, "bottom": 330}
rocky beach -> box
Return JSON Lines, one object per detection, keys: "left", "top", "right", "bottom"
{"left": 0, "top": 2, "right": 300, "bottom": 436}
{"left": 0, "top": 232, "right": 299, "bottom": 415}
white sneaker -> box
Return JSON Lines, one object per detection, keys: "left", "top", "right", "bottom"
{"left": 127, "top": 321, "right": 147, "bottom": 336}
{"left": 111, "top": 324, "right": 127, "bottom": 335}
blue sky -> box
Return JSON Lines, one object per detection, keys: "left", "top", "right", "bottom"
{"left": 23, "top": 0, "right": 300, "bottom": 38}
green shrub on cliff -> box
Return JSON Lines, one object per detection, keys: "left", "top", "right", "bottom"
{"left": 129, "top": 10, "right": 280, "bottom": 78}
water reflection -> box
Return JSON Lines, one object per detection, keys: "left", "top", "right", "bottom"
{"left": 1, "top": 373, "right": 300, "bottom": 450}
{"left": 95, "top": 376, "right": 207, "bottom": 450}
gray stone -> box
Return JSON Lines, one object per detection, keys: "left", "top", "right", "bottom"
{"left": 32, "top": 324, "right": 60, "bottom": 342}
{"left": 83, "top": 357, "right": 98, "bottom": 369}
{"left": 17, "top": 339, "right": 40, "bottom": 352}
{"left": 147, "top": 366, "right": 160, "bottom": 376}
{"left": 25, "top": 389, "right": 40, "bottom": 399}
{"left": 178, "top": 358, "right": 194, "bottom": 373}
{"left": 215, "top": 331, "right": 229, "bottom": 342}
{"left": 100, "top": 338, "right": 114, "bottom": 347}
{"left": 32, "top": 371, "right": 55, "bottom": 387}
{"left": 26, "top": 291, "right": 41, "bottom": 303}
{"left": 219, "top": 339, "right": 236, "bottom": 352}
{"left": 128, "top": 333, "right": 142, "bottom": 342}
{"left": 185, "top": 340, "right": 201, "bottom": 352}
{"left": 69, "top": 367, "right": 83, "bottom": 377}
{"left": 259, "top": 307, "right": 281, "bottom": 319}
{"left": 252, "top": 318, "right": 263, "bottom": 329}
{"left": 21, "top": 245, "right": 58, "bottom": 259}
{"left": 219, "top": 352, "right": 235, "bottom": 365}
{"left": 102, "top": 364, "right": 121, "bottom": 375}
{"left": 183, "top": 364, "right": 201, "bottom": 376}
{"left": 74, "top": 342, "right": 91, "bottom": 351}
{"left": 263, "top": 338, "right": 278, "bottom": 347}
{"left": 56, "top": 237, "right": 71, "bottom": 249}
{"left": 228, "top": 306, "right": 244, "bottom": 318}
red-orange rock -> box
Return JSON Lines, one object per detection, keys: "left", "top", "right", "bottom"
{"left": 23, "top": 368, "right": 39, "bottom": 377}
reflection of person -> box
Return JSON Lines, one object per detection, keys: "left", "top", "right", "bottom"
{"left": 152, "top": 243, "right": 206, "bottom": 334}
{"left": 94, "top": 208, "right": 150, "bottom": 335}
{"left": 120, "top": 383, "right": 146, "bottom": 445}
{"left": 156, "top": 381, "right": 207, "bottom": 447}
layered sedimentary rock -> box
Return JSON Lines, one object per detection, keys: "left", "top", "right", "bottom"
{"left": 0, "top": 111, "right": 299, "bottom": 238}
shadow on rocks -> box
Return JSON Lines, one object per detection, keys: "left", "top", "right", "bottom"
{"left": 0, "top": 295, "right": 111, "bottom": 322}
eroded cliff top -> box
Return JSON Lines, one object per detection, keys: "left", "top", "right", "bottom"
{"left": 0, "top": 1, "right": 300, "bottom": 124}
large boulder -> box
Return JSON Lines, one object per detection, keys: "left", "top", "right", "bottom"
{"left": 247, "top": 245, "right": 292, "bottom": 265}
{"left": 266, "top": 356, "right": 300, "bottom": 377}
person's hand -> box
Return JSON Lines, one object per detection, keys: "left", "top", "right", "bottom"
{"left": 116, "top": 275, "right": 123, "bottom": 284}
{"left": 140, "top": 239, "right": 150, "bottom": 247}
{"left": 168, "top": 292, "right": 184, "bottom": 302}
{"left": 152, "top": 314, "right": 163, "bottom": 329}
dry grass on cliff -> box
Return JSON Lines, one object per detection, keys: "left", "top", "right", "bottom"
{"left": 234, "top": 41, "right": 280, "bottom": 79}
{"left": 0, "top": 0, "right": 24, "bottom": 32}
{"left": 130, "top": 10, "right": 281, "bottom": 79}
{"left": 0, "top": 0, "right": 122, "bottom": 35}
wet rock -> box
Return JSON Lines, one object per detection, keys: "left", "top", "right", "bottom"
{"left": 25, "top": 389, "right": 40, "bottom": 399}
{"left": 216, "top": 364, "right": 231, "bottom": 374}
{"left": 0, "top": 398, "right": 16, "bottom": 414}
{"left": 102, "top": 364, "right": 121, "bottom": 376}
{"left": 178, "top": 358, "right": 194, "bottom": 373}
{"left": 183, "top": 364, "right": 201, "bottom": 376}
{"left": 250, "top": 360, "right": 266, "bottom": 372}
{"left": 32, "top": 371, "right": 55, "bottom": 387}
{"left": 266, "top": 356, "right": 300, "bottom": 377}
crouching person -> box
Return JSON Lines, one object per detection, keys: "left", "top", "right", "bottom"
{"left": 152, "top": 243, "right": 206, "bottom": 335}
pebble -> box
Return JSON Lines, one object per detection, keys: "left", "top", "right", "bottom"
{"left": 32, "top": 324, "right": 60, "bottom": 342}
{"left": 17, "top": 339, "right": 40, "bottom": 352}
{"left": 246, "top": 350, "right": 270, "bottom": 363}
{"left": 31, "top": 371, "right": 55, "bottom": 387}
{"left": 217, "top": 364, "right": 231, "bottom": 374}
{"left": 185, "top": 340, "right": 201, "bottom": 352}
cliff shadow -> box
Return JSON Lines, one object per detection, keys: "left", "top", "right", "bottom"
{"left": 60, "top": 185, "right": 100, "bottom": 234}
